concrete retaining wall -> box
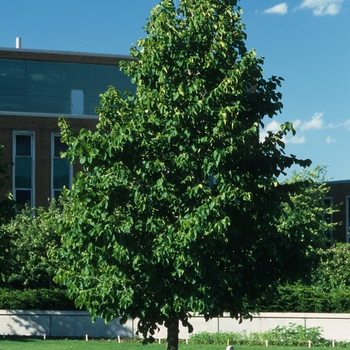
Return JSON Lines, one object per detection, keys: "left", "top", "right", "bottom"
{"left": 1, "top": 310, "right": 350, "bottom": 342}
{"left": 0, "top": 310, "right": 134, "bottom": 338}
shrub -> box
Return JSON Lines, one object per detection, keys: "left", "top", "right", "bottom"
{"left": 190, "top": 323, "right": 332, "bottom": 347}
{"left": 263, "top": 323, "right": 324, "bottom": 346}
{"left": 261, "top": 284, "right": 350, "bottom": 313}
{"left": 1, "top": 201, "right": 62, "bottom": 290}
{"left": 0, "top": 288, "right": 78, "bottom": 310}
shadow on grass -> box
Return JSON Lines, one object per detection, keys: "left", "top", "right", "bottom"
{"left": 0, "top": 335, "right": 42, "bottom": 342}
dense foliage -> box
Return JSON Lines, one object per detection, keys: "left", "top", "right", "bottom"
{"left": 0, "top": 288, "right": 76, "bottom": 310}
{"left": 55, "top": 2, "right": 326, "bottom": 349}
{"left": 261, "top": 242, "right": 350, "bottom": 313}
{"left": 261, "top": 284, "right": 350, "bottom": 313}
{"left": 190, "top": 324, "right": 327, "bottom": 346}
{"left": 280, "top": 166, "right": 336, "bottom": 242}
{"left": 1, "top": 200, "right": 62, "bottom": 289}
{"left": 311, "top": 243, "right": 350, "bottom": 292}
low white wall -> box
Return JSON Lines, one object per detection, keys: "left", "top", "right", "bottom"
{"left": 0, "top": 310, "right": 134, "bottom": 338}
{"left": 1, "top": 311, "right": 350, "bottom": 342}
{"left": 178, "top": 313, "right": 350, "bottom": 342}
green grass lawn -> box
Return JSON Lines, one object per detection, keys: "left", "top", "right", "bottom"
{"left": 0, "top": 339, "right": 341, "bottom": 350}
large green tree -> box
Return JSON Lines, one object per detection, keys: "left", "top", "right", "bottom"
{"left": 55, "top": 1, "right": 323, "bottom": 349}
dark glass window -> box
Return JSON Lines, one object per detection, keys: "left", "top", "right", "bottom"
{"left": 54, "top": 136, "right": 68, "bottom": 157}
{"left": 15, "top": 190, "right": 31, "bottom": 207}
{"left": 14, "top": 133, "right": 34, "bottom": 208}
{"left": 14, "top": 157, "right": 32, "bottom": 188}
{"left": 16, "top": 135, "right": 31, "bottom": 156}
{"left": 0, "top": 58, "right": 135, "bottom": 115}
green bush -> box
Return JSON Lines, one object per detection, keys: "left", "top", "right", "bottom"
{"left": 256, "top": 244, "right": 350, "bottom": 314}
{"left": 1, "top": 201, "right": 62, "bottom": 290}
{"left": 311, "top": 244, "right": 350, "bottom": 292}
{"left": 261, "top": 284, "right": 350, "bottom": 313}
{"left": 0, "top": 288, "right": 78, "bottom": 310}
{"left": 263, "top": 323, "right": 324, "bottom": 346}
{"left": 190, "top": 323, "right": 331, "bottom": 347}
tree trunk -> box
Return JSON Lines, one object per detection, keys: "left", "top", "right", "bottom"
{"left": 166, "top": 318, "right": 179, "bottom": 350}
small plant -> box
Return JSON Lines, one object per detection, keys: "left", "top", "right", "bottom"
{"left": 262, "top": 323, "right": 323, "bottom": 346}
{"left": 190, "top": 323, "right": 347, "bottom": 347}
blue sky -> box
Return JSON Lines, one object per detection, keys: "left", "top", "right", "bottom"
{"left": 0, "top": 0, "right": 349, "bottom": 180}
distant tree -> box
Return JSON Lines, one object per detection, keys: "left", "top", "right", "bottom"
{"left": 278, "top": 165, "right": 338, "bottom": 257}
{"left": 257, "top": 166, "right": 340, "bottom": 311}
{"left": 2, "top": 200, "right": 62, "bottom": 289}
{"left": 55, "top": 1, "right": 323, "bottom": 350}
{"left": 0, "top": 144, "right": 15, "bottom": 282}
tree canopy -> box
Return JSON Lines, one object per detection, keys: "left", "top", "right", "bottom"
{"left": 279, "top": 166, "right": 337, "bottom": 250}
{"left": 55, "top": 1, "right": 324, "bottom": 349}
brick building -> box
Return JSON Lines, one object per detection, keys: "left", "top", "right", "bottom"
{"left": 2, "top": 47, "right": 348, "bottom": 246}
{"left": 0, "top": 47, "right": 134, "bottom": 208}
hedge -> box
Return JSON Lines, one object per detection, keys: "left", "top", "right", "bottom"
{"left": 0, "top": 288, "right": 78, "bottom": 310}
{"left": 261, "top": 285, "right": 350, "bottom": 313}
{"left": 1, "top": 285, "right": 350, "bottom": 313}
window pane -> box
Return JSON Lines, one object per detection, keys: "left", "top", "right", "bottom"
{"left": 16, "top": 189, "right": 31, "bottom": 207}
{"left": 54, "top": 190, "right": 62, "bottom": 200}
{"left": 16, "top": 135, "right": 31, "bottom": 156}
{"left": 54, "top": 158, "right": 70, "bottom": 188}
{"left": 15, "top": 157, "right": 32, "bottom": 188}
{"left": 54, "top": 136, "right": 68, "bottom": 157}
{"left": 71, "top": 89, "right": 84, "bottom": 115}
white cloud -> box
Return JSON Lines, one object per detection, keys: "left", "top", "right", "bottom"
{"left": 266, "top": 120, "right": 281, "bottom": 132}
{"left": 326, "top": 136, "right": 337, "bottom": 143}
{"left": 260, "top": 120, "right": 307, "bottom": 144}
{"left": 328, "top": 119, "right": 350, "bottom": 130}
{"left": 285, "top": 134, "right": 306, "bottom": 144}
{"left": 342, "top": 120, "right": 350, "bottom": 130}
{"left": 300, "top": 112, "right": 324, "bottom": 131}
{"left": 260, "top": 112, "right": 350, "bottom": 147}
{"left": 259, "top": 120, "right": 281, "bottom": 142}
{"left": 260, "top": 112, "right": 329, "bottom": 145}
{"left": 261, "top": 112, "right": 325, "bottom": 145}
{"left": 264, "top": 3, "right": 288, "bottom": 14}
{"left": 299, "top": 0, "right": 343, "bottom": 15}
{"left": 292, "top": 119, "right": 302, "bottom": 129}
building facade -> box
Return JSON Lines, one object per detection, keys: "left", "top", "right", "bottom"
{"left": 0, "top": 47, "right": 134, "bottom": 208}
{"left": 2, "top": 47, "right": 349, "bottom": 246}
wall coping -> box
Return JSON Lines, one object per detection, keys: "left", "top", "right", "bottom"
{"left": 0, "top": 111, "right": 98, "bottom": 119}
{"left": 2, "top": 310, "right": 350, "bottom": 320}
